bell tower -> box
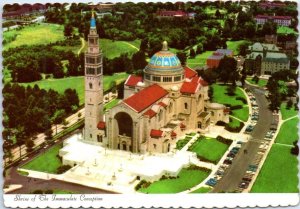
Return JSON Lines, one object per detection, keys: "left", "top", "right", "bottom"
{"left": 84, "top": 11, "right": 103, "bottom": 142}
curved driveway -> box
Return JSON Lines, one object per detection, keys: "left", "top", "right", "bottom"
{"left": 212, "top": 84, "right": 273, "bottom": 192}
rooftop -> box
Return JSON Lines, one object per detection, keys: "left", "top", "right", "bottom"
{"left": 123, "top": 84, "right": 168, "bottom": 112}
{"left": 125, "top": 75, "right": 143, "bottom": 87}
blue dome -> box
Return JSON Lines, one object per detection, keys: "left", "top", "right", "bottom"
{"left": 148, "top": 50, "right": 181, "bottom": 71}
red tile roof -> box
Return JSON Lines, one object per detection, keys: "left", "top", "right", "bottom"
{"left": 199, "top": 78, "right": 208, "bottom": 87}
{"left": 255, "top": 15, "right": 291, "bottom": 20}
{"left": 184, "top": 66, "right": 197, "bottom": 79}
{"left": 150, "top": 129, "right": 163, "bottom": 138}
{"left": 123, "top": 84, "right": 168, "bottom": 112}
{"left": 180, "top": 123, "right": 186, "bottom": 129}
{"left": 124, "top": 75, "right": 143, "bottom": 87}
{"left": 97, "top": 121, "right": 106, "bottom": 130}
{"left": 180, "top": 76, "right": 200, "bottom": 94}
{"left": 157, "top": 10, "right": 187, "bottom": 17}
{"left": 143, "top": 109, "right": 157, "bottom": 118}
{"left": 171, "top": 131, "right": 177, "bottom": 138}
{"left": 158, "top": 102, "right": 167, "bottom": 108}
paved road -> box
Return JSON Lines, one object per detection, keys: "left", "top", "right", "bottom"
{"left": 5, "top": 92, "right": 118, "bottom": 164}
{"left": 212, "top": 84, "right": 273, "bottom": 192}
{"left": 5, "top": 130, "right": 114, "bottom": 194}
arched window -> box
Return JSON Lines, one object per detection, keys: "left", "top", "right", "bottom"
{"left": 184, "top": 102, "right": 188, "bottom": 110}
{"left": 153, "top": 144, "right": 157, "bottom": 149}
{"left": 89, "top": 82, "right": 93, "bottom": 89}
{"left": 159, "top": 110, "right": 163, "bottom": 121}
{"left": 169, "top": 102, "right": 173, "bottom": 113}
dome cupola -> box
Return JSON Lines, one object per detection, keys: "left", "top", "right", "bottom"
{"left": 143, "top": 41, "right": 184, "bottom": 89}
{"left": 147, "top": 41, "right": 182, "bottom": 72}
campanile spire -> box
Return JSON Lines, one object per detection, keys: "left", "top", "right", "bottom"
{"left": 84, "top": 13, "right": 104, "bottom": 142}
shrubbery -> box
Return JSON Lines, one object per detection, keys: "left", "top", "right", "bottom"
{"left": 216, "top": 121, "right": 226, "bottom": 126}
{"left": 56, "top": 165, "right": 72, "bottom": 174}
{"left": 135, "top": 180, "right": 151, "bottom": 191}
{"left": 225, "top": 122, "right": 244, "bottom": 133}
{"left": 236, "top": 96, "right": 247, "bottom": 104}
{"left": 187, "top": 165, "right": 211, "bottom": 173}
{"left": 216, "top": 135, "right": 233, "bottom": 145}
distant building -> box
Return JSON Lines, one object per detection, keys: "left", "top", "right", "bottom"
{"left": 3, "top": 3, "right": 46, "bottom": 19}
{"left": 93, "top": 3, "right": 114, "bottom": 12}
{"left": 244, "top": 42, "right": 290, "bottom": 75}
{"left": 156, "top": 10, "right": 195, "bottom": 19}
{"left": 265, "top": 34, "right": 277, "bottom": 44}
{"left": 259, "top": 1, "right": 285, "bottom": 9}
{"left": 255, "top": 15, "right": 292, "bottom": 26}
{"left": 206, "top": 49, "right": 233, "bottom": 69}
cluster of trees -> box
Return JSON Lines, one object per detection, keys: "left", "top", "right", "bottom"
{"left": 3, "top": 41, "right": 84, "bottom": 82}
{"left": 103, "top": 50, "right": 147, "bottom": 75}
{"left": 198, "top": 56, "right": 239, "bottom": 86}
{"left": 266, "top": 70, "right": 298, "bottom": 111}
{"left": 2, "top": 83, "right": 79, "bottom": 149}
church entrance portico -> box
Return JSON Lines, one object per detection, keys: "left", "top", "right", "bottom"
{"left": 112, "top": 112, "right": 134, "bottom": 152}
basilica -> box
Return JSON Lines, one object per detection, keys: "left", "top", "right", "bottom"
{"left": 82, "top": 14, "right": 229, "bottom": 154}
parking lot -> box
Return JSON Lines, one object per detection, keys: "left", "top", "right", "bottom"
{"left": 212, "top": 84, "right": 274, "bottom": 192}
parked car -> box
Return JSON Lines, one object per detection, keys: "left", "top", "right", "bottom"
{"left": 227, "top": 153, "right": 235, "bottom": 158}
{"left": 239, "top": 181, "right": 249, "bottom": 189}
{"left": 223, "top": 159, "right": 232, "bottom": 165}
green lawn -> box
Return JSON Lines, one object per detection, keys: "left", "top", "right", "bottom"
{"left": 99, "top": 39, "right": 140, "bottom": 59}
{"left": 231, "top": 106, "right": 249, "bottom": 122}
{"left": 275, "top": 117, "right": 299, "bottom": 145}
{"left": 3, "top": 23, "right": 65, "bottom": 50}
{"left": 226, "top": 40, "right": 248, "bottom": 55}
{"left": 104, "top": 99, "right": 120, "bottom": 110}
{"left": 139, "top": 168, "right": 210, "bottom": 193}
{"left": 188, "top": 137, "right": 229, "bottom": 163}
{"left": 280, "top": 103, "right": 298, "bottom": 120}
{"left": 187, "top": 51, "right": 214, "bottom": 68}
{"left": 228, "top": 117, "right": 242, "bottom": 128}
{"left": 22, "top": 144, "right": 62, "bottom": 174}
{"left": 277, "top": 26, "right": 298, "bottom": 35}
{"left": 211, "top": 84, "right": 246, "bottom": 106}
{"left": 211, "top": 84, "right": 249, "bottom": 122}
{"left": 251, "top": 144, "right": 298, "bottom": 193}
{"left": 21, "top": 73, "right": 129, "bottom": 105}
{"left": 190, "top": 187, "right": 211, "bottom": 193}
{"left": 52, "top": 45, "right": 82, "bottom": 54}
{"left": 246, "top": 77, "right": 268, "bottom": 87}
{"left": 204, "top": 7, "right": 226, "bottom": 15}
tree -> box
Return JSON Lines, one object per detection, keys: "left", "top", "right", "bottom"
{"left": 291, "top": 141, "right": 299, "bottom": 156}
{"left": 52, "top": 109, "right": 66, "bottom": 134}
{"left": 217, "top": 56, "right": 239, "bottom": 85}
{"left": 25, "top": 139, "right": 35, "bottom": 152}
{"left": 176, "top": 52, "right": 187, "bottom": 66}
{"left": 238, "top": 42, "right": 250, "bottom": 56}
{"left": 140, "top": 38, "right": 148, "bottom": 52}
{"left": 215, "top": 9, "right": 221, "bottom": 19}
{"left": 286, "top": 99, "right": 293, "bottom": 109}
{"left": 252, "top": 75, "right": 259, "bottom": 84}
{"left": 131, "top": 51, "right": 147, "bottom": 70}
{"left": 45, "top": 128, "right": 53, "bottom": 144}
{"left": 196, "top": 44, "right": 202, "bottom": 54}
{"left": 189, "top": 48, "right": 196, "bottom": 58}
{"left": 64, "top": 23, "right": 74, "bottom": 38}
{"left": 16, "top": 132, "right": 25, "bottom": 159}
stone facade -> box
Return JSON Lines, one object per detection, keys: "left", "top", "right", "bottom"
{"left": 82, "top": 17, "right": 229, "bottom": 154}
{"left": 244, "top": 42, "right": 290, "bottom": 75}
{"left": 83, "top": 13, "right": 104, "bottom": 143}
